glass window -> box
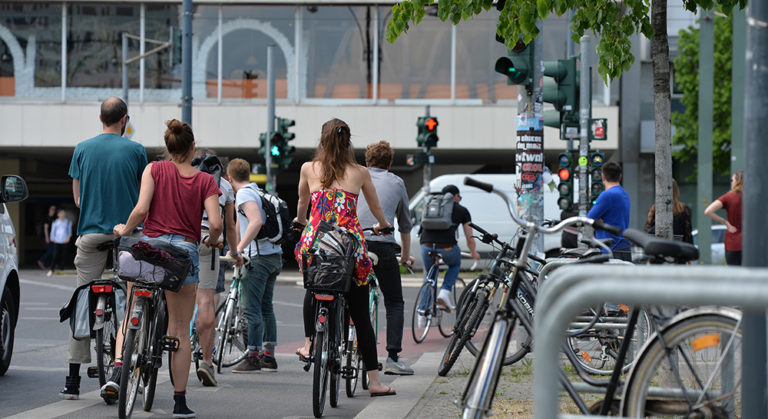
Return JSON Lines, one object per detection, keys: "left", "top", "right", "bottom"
{"left": 0, "top": 39, "right": 13, "bottom": 96}
{"left": 144, "top": 3, "right": 180, "bottom": 90}
{"left": 0, "top": 1, "right": 62, "bottom": 89}
{"left": 66, "top": 3, "right": 140, "bottom": 88}
{"left": 304, "top": 6, "right": 370, "bottom": 99}
{"left": 378, "top": 7, "right": 451, "bottom": 100}
{"left": 200, "top": 5, "right": 294, "bottom": 99}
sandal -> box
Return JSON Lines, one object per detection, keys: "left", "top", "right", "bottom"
{"left": 370, "top": 386, "right": 397, "bottom": 397}
{"left": 295, "top": 348, "right": 310, "bottom": 362}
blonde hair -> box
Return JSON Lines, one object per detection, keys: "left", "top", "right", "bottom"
{"left": 227, "top": 158, "right": 251, "bottom": 183}
{"left": 732, "top": 170, "right": 743, "bottom": 193}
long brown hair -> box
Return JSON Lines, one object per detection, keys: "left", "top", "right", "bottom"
{"left": 672, "top": 179, "right": 685, "bottom": 216}
{"left": 314, "top": 118, "right": 355, "bottom": 188}
{"left": 732, "top": 170, "right": 743, "bottom": 193}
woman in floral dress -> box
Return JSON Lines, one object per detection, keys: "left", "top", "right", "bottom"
{"left": 294, "top": 118, "right": 396, "bottom": 396}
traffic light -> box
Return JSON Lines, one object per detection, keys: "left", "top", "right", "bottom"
{"left": 542, "top": 58, "right": 579, "bottom": 133}
{"left": 275, "top": 117, "right": 296, "bottom": 170}
{"left": 557, "top": 152, "right": 573, "bottom": 211}
{"left": 416, "top": 116, "right": 438, "bottom": 149}
{"left": 495, "top": 39, "right": 534, "bottom": 90}
{"left": 171, "top": 27, "right": 182, "bottom": 66}
{"left": 589, "top": 150, "right": 605, "bottom": 205}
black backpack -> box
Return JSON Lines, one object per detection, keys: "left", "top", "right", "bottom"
{"left": 191, "top": 154, "right": 222, "bottom": 187}
{"left": 241, "top": 184, "right": 293, "bottom": 244}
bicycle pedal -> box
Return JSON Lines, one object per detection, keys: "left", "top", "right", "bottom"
{"left": 86, "top": 366, "right": 100, "bottom": 378}
{"left": 303, "top": 360, "right": 312, "bottom": 372}
{"left": 341, "top": 366, "right": 357, "bottom": 379}
{"left": 376, "top": 362, "right": 382, "bottom": 371}
{"left": 161, "top": 336, "right": 181, "bottom": 353}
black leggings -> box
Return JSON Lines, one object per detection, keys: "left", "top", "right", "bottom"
{"left": 303, "top": 284, "right": 378, "bottom": 371}
{"left": 725, "top": 250, "right": 742, "bottom": 266}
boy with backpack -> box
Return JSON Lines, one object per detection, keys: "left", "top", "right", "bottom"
{"left": 226, "top": 158, "right": 286, "bottom": 373}
{"left": 419, "top": 184, "right": 480, "bottom": 317}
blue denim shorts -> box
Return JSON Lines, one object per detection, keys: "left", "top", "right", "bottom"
{"left": 142, "top": 234, "right": 200, "bottom": 287}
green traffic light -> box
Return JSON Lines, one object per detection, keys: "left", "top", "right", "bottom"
{"left": 271, "top": 145, "right": 280, "bottom": 156}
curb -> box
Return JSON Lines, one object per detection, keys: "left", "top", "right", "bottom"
{"left": 354, "top": 351, "right": 442, "bottom": 419}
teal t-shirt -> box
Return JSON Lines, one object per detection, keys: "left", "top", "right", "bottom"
{"left": 68, "top": 133, "right": 148, "bottom": 235}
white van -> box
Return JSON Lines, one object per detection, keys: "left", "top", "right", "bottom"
{"left": 398, "top": 173, "right": 562, "bottom": 270}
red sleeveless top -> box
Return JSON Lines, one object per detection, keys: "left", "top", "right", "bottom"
{"left": 142, "top": 161, "right": 221, "bottom": 242}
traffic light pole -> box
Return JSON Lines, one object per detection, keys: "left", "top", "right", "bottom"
{"left": 422, "top": 105, "right": 432, "bottom": 194}
{"left": 266, "top": 44, "right": 276, "bottom": 194}
{"left": 577, "top": 35, "right": 591, "bottom": 216}
{"left": 181, "top": 0, "right": 192, "bottom": 124}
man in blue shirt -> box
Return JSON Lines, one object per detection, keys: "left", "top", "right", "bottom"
{"left": 227, "top": 158, "right": 283, "bottom": 373}
{"left": 587, "top": 161, "right": 631, "bottom": 261}
{"left": 61, "top": 97, "right": 147, "bottom": 401}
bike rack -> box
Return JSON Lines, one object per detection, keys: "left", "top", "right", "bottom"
{"left": 533, "top": 264, "right": 768, "bottom": 419}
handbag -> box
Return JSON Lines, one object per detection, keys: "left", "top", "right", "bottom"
{"left": 116, "top": 237, "right": 192, "bottom": 292}
{"left": 302, "top": 221, "right": 358, "bottom": 293}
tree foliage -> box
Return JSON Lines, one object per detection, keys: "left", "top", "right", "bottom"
{"left": 386, "top": 0, "right": 744, "bottom": 83}
{"left": 671, "top": 16, "right": 733, "bottom": 176}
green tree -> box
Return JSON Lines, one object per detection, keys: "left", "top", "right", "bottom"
{"left": 672, "top": 16, "right": 733, "bottom": 176}
{"left": 386, "top": 0, "right": 744, "bottom": 240}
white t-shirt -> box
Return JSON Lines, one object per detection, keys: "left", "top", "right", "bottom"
{"left": 236, "top": 184, "right": 282, "bottom": 257}
{"left": 202, "top": 178, "right": 235, "bottom": 230}
{"left": 50, "top": 218, "right": 72, "bottom": 244}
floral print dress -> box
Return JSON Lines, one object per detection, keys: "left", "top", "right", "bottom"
{"left": 294, "top": 188, "right": 373, "bottom": 286}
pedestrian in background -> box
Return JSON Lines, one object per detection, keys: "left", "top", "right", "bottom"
{"left": 48, "top": 209, "right": 72, "bottom": 276}
{"left": 587, "top": 161, "right": 631, "bottom": 261}
{"left": 109, "top": 119, "right": 222, "bottom": 417}
{"left": 357, "top": 141, "right": 416, "bottom": 376}
{"left": 60, "top": 97, "right": 147, "bottom": 401}
{"left": 644, "top": 179, "right": 693, "bottom": 244}
{"left": 705, "top": 170, "right": 743, "bottom": 265}
{"left": 38, "top": 204, "right": 57, "bottom": 270}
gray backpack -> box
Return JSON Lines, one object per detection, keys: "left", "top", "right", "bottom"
{"left": 421, "top": 192, "right": 455, "bottom": 230}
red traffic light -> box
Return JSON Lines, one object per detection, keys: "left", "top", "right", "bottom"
{"left": 425, "top": 117, "right": 437, "bottom": 131}
{"left": 558, "top": 168, "right": 571, "bottom": 180}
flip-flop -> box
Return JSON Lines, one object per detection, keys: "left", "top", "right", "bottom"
{"left": 370, "top": 386, "right": 397, "bottom": 397}
{"left": 295, "top": 349, "right": 310, "bottom": 362}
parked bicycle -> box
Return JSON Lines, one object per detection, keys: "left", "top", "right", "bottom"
{"left": 458, "top": 177, "right": 740, "bottom": 418}
{"left": 412, "top": 250, "right": 466, "bottom": 343}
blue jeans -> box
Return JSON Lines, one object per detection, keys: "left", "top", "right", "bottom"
{"left": 241, "top": 254, "right": 282, "bottom": 351}
{"left": 421, "top": 244, "right": 461, "bottom": 291}
{"left": 143, "top": 234, "right": 199, "bottom": 286}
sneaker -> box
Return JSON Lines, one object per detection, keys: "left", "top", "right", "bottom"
{"left": 58, "top": 375, "right": 81, "bottom": 400}
{"left": 436, "top": 289, "right": 454, "bottom": 313}
{"left": 196, "top": 362, "right": 217, "bottom": 386}
{"left": 173, "top": 396, "right": 196, "bottom": 418}
{"left": 260, "top": 355, "right": 278, "bottom": 372}
{"left": 384, "top": 357, "right": 414, "bottom": 376}
{"left": 100, "top": 368, "right": 121, "bottom": 404}
{"left": 37, "top": 260, "right": 46, "bottom": 270}
{"left": 232, "top": 356, "right": 261, "bottom": 373}
{"left": 46, "top": 270, "right": 53, "bottom": 277}
{"left": 416, "top": 314, "right": 427, "bottom": 329}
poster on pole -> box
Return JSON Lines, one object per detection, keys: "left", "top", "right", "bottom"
{"left": 515, "top": 113, "right": 544, "bottom": 214}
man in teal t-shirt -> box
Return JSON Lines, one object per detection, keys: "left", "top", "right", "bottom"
{"left": 59, "top": 97, "right": 147, "bottom": 401}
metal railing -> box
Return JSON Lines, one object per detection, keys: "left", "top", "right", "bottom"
{"left": 533, "top": 264, "right": 768, "bottom": 419}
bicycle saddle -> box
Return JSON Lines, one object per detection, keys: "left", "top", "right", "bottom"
{"left": 622, "top": 228, "right": 699, "bottom": 262}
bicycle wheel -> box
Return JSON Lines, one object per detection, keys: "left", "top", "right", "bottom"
{"left": 95, "top": 311, "right": 118, "bottom": 387}
{"left": 118, "top": 325, "right": 143, "bottom": 419}
{"left": 621, "top": 312, "right": 742, "bottom": 418}
{"left": 567, "top": 306, "right": 652, "bottom": 375}
{"left": 312, "top": 328, "right": 329, "bottom": 418}
{"left": 344, "top": 320, "right": 359, "bottom": 397}
{"left": 143, "top": 302, "right": 166, "bottom": 412}
{"left": 411, "top": 282, "right": 434, "bottom": 343}
{"left": 438, "top": 287, "right": 483, "bottom": 376}
{"left": 358, "top": 353, "right": 368, "bottom": 390}
{"left": 217, "top": 301, "right": 248, "bottom": 370}
{"left": 439, "top": 277, "right": 466, "bottom": 337}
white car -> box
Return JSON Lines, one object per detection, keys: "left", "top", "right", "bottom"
{"left": 692, "top": 225, "right": 726, "bottom": 265}
{"left": 1, "top": 175, "right": 29, "bottom": 375}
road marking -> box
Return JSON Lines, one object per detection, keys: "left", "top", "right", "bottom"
{"left": 19, "top": 279, "right": 72, "bottom": 292}
{"left": 274, "top": 300, "right": 303, "bottom": 308}
{"left": 5, "top": 371, "right": 170, "bottom": 419}
{"left": 22, "top": 307, "right": 60, "bottom": 311}
{"left": 17, "top": 316, "right": 58, "bottom": 321}
{"left": 9, "top": 366, "right": 68, "bottom": 372}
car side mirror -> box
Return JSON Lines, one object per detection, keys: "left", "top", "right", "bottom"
{"left": 1, "top": 175, "right": 29, "bottom": 203}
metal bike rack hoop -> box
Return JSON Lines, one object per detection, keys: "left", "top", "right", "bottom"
{"left": 533, "top": 264, "right": 768, "bottom": 419}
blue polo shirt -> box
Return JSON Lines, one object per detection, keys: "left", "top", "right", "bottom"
{"left": 587, "top": 185, "right": 631, "bottom": 250}
{"left": 69, "top": 133, "right": 147, "bottom": 235}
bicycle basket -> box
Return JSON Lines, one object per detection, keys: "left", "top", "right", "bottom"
{"left": 116, "top": 237, "right": 192, "bottom": 292}
{"left": 302, "top": 221, "right": 358, "bottom": 293}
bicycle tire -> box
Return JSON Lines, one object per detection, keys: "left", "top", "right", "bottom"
{"left": 439, "top": 278, "right": 466, "bottom": 338}
{"left": 312, "top": 328, "right": 328, "bottom": 418}
{"left": 217, "top": 300, "right": 248, "bottom": 370}
{"left": 358, "top": 354, "right": 368, "bottom": 390}
{"left": 118, "top": 326, "right": 142, "bottom": 419}
{"left": 95, "top": 312, "right": 117, "bottom": 387}
{"left": 213, "top": 301, "right": 227, "bottom": 373}
{"left": 411, "top": 282, "right": 433, "bottom": 343}
{"left": 143, "top": 302, "right": 166, "bottom": 412}
{"left": 438, "top": 288, "right": 483, "bottom": 376}
{"left": 344, "top": 321, "right": 358, "bottom": 398}
{"left": 567, "top": 307, "right": 652, "bottom": 376}
{"left": 621, "top": 312, "right": 742, "bottom": 418}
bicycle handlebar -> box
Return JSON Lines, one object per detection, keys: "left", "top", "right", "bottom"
{"left": 362, "top": 226, "right": 395, "bottom": 235}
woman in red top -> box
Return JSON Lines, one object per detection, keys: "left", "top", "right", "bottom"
{"left": 705, "top": 170, "right": 743, "bottom": 265}
{"left": 108, "top": 119, "right": 222, "bottom": 417}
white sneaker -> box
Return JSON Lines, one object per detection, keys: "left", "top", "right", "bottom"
{"left": 416, "top": 314, "right": 427, "bottom": 328}
{"left": 46, "top": 270, "right": 53, "bottom": 277}
{"left": 436, "top": 289, "right": 454, "bottom": 313}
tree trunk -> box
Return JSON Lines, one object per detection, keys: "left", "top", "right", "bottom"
{"left": 651, "top": 0, "right": 673, "bottom": 239}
